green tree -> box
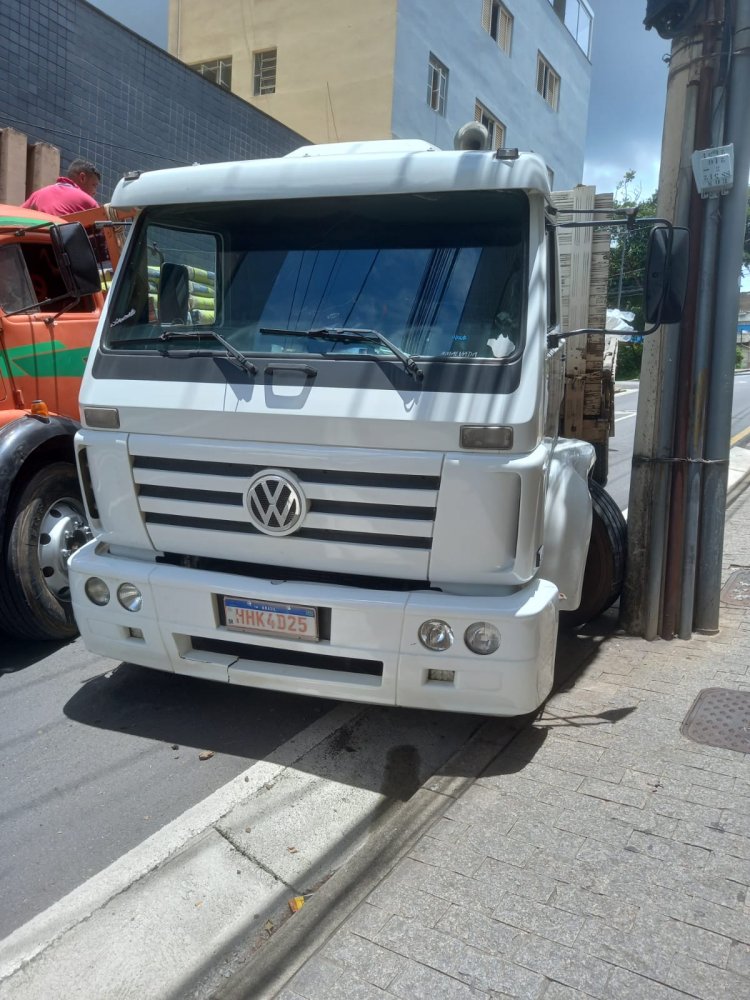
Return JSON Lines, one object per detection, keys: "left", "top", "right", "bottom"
{"left": 607, "top": 172, "right": 657, "bottom": 331}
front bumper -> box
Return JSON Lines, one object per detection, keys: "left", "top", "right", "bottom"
{"left": 69, "top": 541, "right": 560, "bottom": 716}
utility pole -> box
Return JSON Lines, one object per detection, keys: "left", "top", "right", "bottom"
{"left": 694, "top": 0, "right": 750, "bottom": 629}
{"left": 621, "top": 0, "right": 750, "bottom": 638}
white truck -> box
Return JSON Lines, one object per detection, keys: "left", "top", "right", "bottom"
{"left": 65, "top": 133, "right": 686, "bottom": 716}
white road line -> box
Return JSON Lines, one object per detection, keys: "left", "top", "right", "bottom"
{"left": 614, "top": 412, "right": 637, "bottom": 422}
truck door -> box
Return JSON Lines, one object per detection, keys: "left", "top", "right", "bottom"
{"left": 0, "top": 235, "right": 101, "bottom": 418}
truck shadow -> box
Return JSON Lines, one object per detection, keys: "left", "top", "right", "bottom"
{"left": 0, "top": 635, "right": 71, "bottom": 674}
{"left": 61, "top": 606, "right": 628, "bottom": 795}
{"left": 62, "top": 660, "right": 336, "bottom": 762}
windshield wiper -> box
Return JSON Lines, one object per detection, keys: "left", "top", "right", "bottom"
{"left": 159, "top": 329, "right": 257, "bottom": 375}
{"left": 260, "top": 327, "right": 424, "bottom": 381}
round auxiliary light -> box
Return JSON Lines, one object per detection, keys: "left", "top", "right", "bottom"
{"left": 117, "top": 582, "right": 143, "bottom": 613}
{"left": 418, "top": 619, "right": 454, "bottom": 651}
{"left": 85, "top": 577, "right": 110, "bottom": 606}
{"left": 464, "top": 621, "right": 501, "bottom": 655}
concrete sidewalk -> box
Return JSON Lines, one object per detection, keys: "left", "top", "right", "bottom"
{"left": 250, "top": 479, "right": 750, "bottom": 999}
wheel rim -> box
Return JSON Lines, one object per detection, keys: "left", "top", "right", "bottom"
{"left": 37, "top": 497, "right": 92, "bottom": 601}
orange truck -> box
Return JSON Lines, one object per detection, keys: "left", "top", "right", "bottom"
{"left": 0, "top": 203, "right": 125, "bottom": 640}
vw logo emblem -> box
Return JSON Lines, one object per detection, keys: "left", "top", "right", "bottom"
{"left": 246, "top": 470, "right": 305, "bottom": 536}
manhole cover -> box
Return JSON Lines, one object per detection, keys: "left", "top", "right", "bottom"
{"left": 720, "top": 569, "right": 750, "bottom": 607}
{"left": 681, "top": 688, "right": 750, "bottom": 753}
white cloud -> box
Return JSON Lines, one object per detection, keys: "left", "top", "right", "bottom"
{"left": 583, "top": 152, "right": 661, "bottom": 200}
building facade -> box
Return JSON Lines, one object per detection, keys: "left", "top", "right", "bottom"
{"left": 0, "top": 0, "right": 305, "bottom": 204}
{"left": 169, "top": 0, "right": 594, "bottom": 189}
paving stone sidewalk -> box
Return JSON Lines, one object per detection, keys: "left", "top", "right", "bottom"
{"left": 278, "top": 489, "right": 750, "bottom": 1000}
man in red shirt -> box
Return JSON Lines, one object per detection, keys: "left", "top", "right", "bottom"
{"left": 22, "top": 159, "right": 101, "bottom": 215}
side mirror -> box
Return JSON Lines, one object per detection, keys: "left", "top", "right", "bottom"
{"left": 49, "top": 222, "right": 101, "bottom": 297}
{"left": 158, "top": 262, "right": 190, "bottom": 324}
{"left": 644, "top": 225, "right": 690, "bottom": 326}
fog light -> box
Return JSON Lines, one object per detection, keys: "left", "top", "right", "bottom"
{"left": 464, "top": 621, "right": 501, "bottom": 655}
{"left": 127, "top": 627, "right": 144, "bottom": 639}
{"left": 418, "top": 619, "right": 453, "bottom": 651}
{"left": 117, "top": 583, "right": 143, "bottom": 612}
{"left": 427, "top": 668, "right": 455, "bottom": 683}
{"left": 85, "top": 577, "right": 110, "bottom": 606}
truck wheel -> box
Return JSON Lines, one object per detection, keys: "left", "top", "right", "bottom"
{"left": 592, "top": 441, "right": 608, "bottom": 487}
{"left": 561, "top": 480, "right": 626, "bottom": 628}
{"left": 2, "top": 463, "right": 91, "bottom": 641}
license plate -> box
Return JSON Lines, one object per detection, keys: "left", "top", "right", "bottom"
{"left": 223, "top": 597, "right": 318, "bottom": 641}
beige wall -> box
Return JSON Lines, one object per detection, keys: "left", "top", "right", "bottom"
{"left": 169, "top": 0, "right": 398, "bottom": 143}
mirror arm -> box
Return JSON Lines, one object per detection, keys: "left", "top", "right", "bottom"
{"left": 552, "top": 318, "right": 667, "bottom": 343}
{"left": 43, "top": 297, "right": 83, "bottom": 326}
{"left": 551, "top": 215, "right": 675, "bottom": 233}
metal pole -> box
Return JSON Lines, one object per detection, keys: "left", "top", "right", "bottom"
{"left": 679, "top": 11, "right": 728, "bottom": 637}
{"left": 694, "top": 0, "right": 750, "bottom": 631}
{"left": 620, "top": 31, "right": 701, "bottom": 637}
{"left": 663, "top": 13, "right": 722, "bottom": 639}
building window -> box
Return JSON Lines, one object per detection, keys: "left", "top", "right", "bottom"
{"left": 536, "top": 53, "right": 560, "bottom": 110}
{"left": 482, "top": 0, "right": 513, "bottom": 55}
{"left": 427, "top": 54, "right": 448, "bottom": 115}
{"left": 564, "top": 0, "right": 592, "bottom": 57}
{"left": 253, "top": 49, "right": 277, "bottom": 96}
{"left": 190, "top": 58, "right": 232, "bottom": 90}
{"left": 548, "top": 0, "right": 593, "bottom": 58}
{"left": 474, "top": 100, "right": 506, "bottom": 150}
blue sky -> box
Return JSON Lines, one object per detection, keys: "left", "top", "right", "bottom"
{"left": 88, "top": 0, "right": 669, "bottom": 199}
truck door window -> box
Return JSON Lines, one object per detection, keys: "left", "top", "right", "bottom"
{"left": 0, "top": 240, "right": 97, "bottom": 314}
{"left": 546, "top": 226, "right": 559, "bottom": 331}
{"left": 0, "top": 245, "right": 38, "bottom": 313}
{"left": 109, "top": 226, "right": 218, "bottom": 335}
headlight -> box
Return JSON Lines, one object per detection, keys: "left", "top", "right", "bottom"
{"left": 418, "top": 619, "right": 453, "bottom": 651}
{"left": 85, "top": 577, "right": 110, "bottom": 606}
{"left": 117, "top": 583, "right": 143, "bottom": 612}
{"left": 464, "top": 621, "right": 501, "bottom": 655}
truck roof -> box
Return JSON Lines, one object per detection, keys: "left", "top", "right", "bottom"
{"left": 109, "top": 145, "right": 552, "bottom": 210}
{"left": 0, "top": 204, "right": 63, "bottom": 230}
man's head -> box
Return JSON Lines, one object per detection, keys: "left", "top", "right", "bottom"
{"left": 66, "top": 159, "right": 101, "bottom": 199}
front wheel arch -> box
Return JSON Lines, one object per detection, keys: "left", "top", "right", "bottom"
{"left": 561, "top": 480, "right": 627, "bottom": 628}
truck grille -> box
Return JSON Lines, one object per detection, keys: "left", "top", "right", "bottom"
{"left": 130, "top": 439, "right": 442, "bottom": 579}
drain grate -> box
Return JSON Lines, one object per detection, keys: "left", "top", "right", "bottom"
{"left": 720, "top": 569, "right": 750, "bottom": 607}
{"left": 681, "top": 688, "right": 750, "bottom": 754}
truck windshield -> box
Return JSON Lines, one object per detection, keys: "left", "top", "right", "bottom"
{"left": 104, "top": 190, "right": 528, "bottom": 363}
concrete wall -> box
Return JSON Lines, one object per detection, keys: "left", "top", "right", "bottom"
{"left": 169, "top": 0, "right": 398, "bottom": 143}
{"left": 391, "top": 0, "right": 592, "bottom": 189}
{"left": 0, "top": 127, "right": 60, "bottom": 204}
{"left": 0, "top": 0, "right": 306, "bottom": 204}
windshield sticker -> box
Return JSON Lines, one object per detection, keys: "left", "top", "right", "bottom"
{"left": 110, "top": 308, "right": 136, "bottom": 327}
{"left": 441, "top": 350, "right": 478, "bottom": 358}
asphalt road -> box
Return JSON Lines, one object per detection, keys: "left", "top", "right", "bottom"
{"left": 0, "top": 638, "right": 334, "bottom": 940}
{"left": 2, "top": 371, "right": 749, "bottom": 943}
{"left": 607, "top": 370, "right": 750, "bottom": 511}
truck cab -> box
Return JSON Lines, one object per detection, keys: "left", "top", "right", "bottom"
{"left": 67, "top": 140, "right": 622, "bottom": 714}
{"left": 0, "top": 205, "right": 113, "bottom": 639}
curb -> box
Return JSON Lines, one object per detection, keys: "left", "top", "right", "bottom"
{"left": 208, "top": 718, "right": 526, "bottom": 1000}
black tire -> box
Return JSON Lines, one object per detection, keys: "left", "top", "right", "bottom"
{"left": 1, "top": 463, "right": 89, "bottom": 641}
{"left": 592, "top": 441, "right": 609, "bottom": 487}
{"left": 561, "top": 480, "right": 626, "bottom": 628}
